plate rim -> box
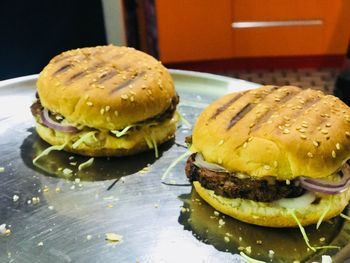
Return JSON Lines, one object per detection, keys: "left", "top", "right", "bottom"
{"left": 0, "top": 69, "right": 260, "bottom": 90}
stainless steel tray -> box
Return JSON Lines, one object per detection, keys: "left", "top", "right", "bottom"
{"left": 0, "top": 70, "right": 349, "bottom": 263}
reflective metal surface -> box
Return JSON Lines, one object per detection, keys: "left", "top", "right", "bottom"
{"left": 0, "top": 70, "right": 349, "bottom": 263}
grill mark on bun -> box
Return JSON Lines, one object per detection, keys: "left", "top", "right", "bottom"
{"left": 109, "top": 71, "right": 146, "bottom": 94}
{"left": 227, "top": 103, "right": 254, "bottom": 129}
{"left": 210, "top": 92, "right": 244, "bottom": 120}
{"left": 66, "top": 71, "right": 86, "bottom": 84}
{"left": 53, "top": 46, "right": 115, "bottom": 78}
{"left": 226, "top": 86, "right": 278, "bottom": 130}
{"left": 307, "top": 111, "right": 328, "bottom": 139}
{"left": 52, "top": 53, "right": 78, "bottom": 63}
{"left": 53, "top": 64, "right": 72, "bottom": 75}
{"left": 292, "top": 95, "right": 322, "bottom": 119}
{"left": 63, "top": 61, "right": 107, "bottom": 85}
{"left": 270, "top": 92, "right": 322, "bottom": 137}
{"left": 297, "top": 96, "right": 331, "bottom": 139}
{"left": 97, "top": 70, "right": 117, "bottom": 84}
{"left": 251, "top": 89, "right": 302, "bottom": 132}
{"left": 279, "top": 89, "right": 302, "bottom": 104}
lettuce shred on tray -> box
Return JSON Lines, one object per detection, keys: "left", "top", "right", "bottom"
{"left": 161, "top": 151, "right": 191, "bottom": 181}
{"left": 78, "top": 157, "right": 94, "bottom": 171}
{"left": 33, "top": 143, "right": 67, "bottom": 164}
{"left": 288, "top": 209, "right": 340, "bottom": 252}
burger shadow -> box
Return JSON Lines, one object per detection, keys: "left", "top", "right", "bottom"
{"left": 20, "top": 128, "right": 174, "bottom": 182}
{"left": 178, "top": 188, "right": 344, "bottom": 262}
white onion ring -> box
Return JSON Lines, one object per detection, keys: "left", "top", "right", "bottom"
{"left": 193, "top": 153, "right": 228, "bottom": 173}
{"left": 40, "top": 108, "right": 78, "bottom": 133}
{"left": 299, "top": 164, "right": 350, "bottom": 194}
{"left": 274, "top": 191, "right": 316, "bottom": 209}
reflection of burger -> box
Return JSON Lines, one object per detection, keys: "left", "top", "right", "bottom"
{"left": 185, "top": 85, "right": 350, "bottom": 227}
{"left": 30, "top": 45, "right": 179, "bottom": 157}
{"left": 179, "top": 190, "right": 342, "bottom": 262}
{"left": 22, "top": 129, "right": 160, "bottom": 181}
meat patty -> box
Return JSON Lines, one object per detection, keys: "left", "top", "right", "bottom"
{"left": 185, "top": 153, "right": 304, "bottom": 202}
{"left": 30, "top": 98, "right": 43, "bottom": 118}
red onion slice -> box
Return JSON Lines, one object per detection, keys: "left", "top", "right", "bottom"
{"left": 40, "top": 108, "right": 79, "bottom": 133}
{"left": 299, "top": 164, "right": 350, "bottom": 194}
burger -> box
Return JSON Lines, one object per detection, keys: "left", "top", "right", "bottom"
{"left": 30, "top": 45, "right": 179, "bottom": 157}
{"left": 185, "top": 85, "right": 350, "bottom": 227}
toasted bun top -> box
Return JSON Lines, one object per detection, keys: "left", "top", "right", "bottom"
{"left": 192, "top": 85, "right": 350, "bottom": 180}
{"left": 37, "top": 45, "right": 176, "bottom": 130}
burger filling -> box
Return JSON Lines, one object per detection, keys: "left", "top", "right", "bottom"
{"left": 30, "top": 94, "right": 179, "bottom": 135}
{"left": 185, "top": 153, "right": 304, "bottom": 202}
{"left": 185, "top": 152, "right": 350, "bottom": 202}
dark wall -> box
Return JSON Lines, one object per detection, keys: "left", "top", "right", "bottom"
{"left": 0, "top": 1, "right": 107, "bottom": 80}
{"left": 123, "top": 0, "right": 158, "bottom": 59}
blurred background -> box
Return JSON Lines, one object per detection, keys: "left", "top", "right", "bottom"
{"left": 1, "top": 0, "right": 350, "bottom": 100}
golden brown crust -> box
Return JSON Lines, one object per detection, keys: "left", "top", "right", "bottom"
{"left": 37, "top": 45, "right": 176, "bottom": 130}
{"left": 192, "top": 85, "right": 350, "bottom": 179}
{"left": 194, "top": 181, "right": 350, "bottom": 228}
{"left": 35, "top": 113, "right": 179, "bottom": 157}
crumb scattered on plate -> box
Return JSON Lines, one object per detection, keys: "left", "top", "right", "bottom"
{"left": 0, "top": 224, "right": 11, "bottom": 236}
{"left": 32, "top": 197, "right": 40, "bottom": 204}
{"left": 62, "top": 168, "right": 73, "bottom": 176}
{"left": 13, "top": 195, "right": 19, "bottom": 202}
{"left": 105, "top": 233, "right": 123, "bottom": 243}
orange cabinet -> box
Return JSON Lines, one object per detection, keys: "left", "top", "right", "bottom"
{"left": 155, "top": 0, "right": 350, "bottom": 63}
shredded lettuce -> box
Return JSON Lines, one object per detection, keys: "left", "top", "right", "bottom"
{"left": 144, "top": 135, "right": 159, "bottom": 158}
{"left": 316, "top": 201, "right": 331, "bottom": 229}
{"left": 144, "top": 136, "right": 153, "bottom": 149}
{"left": 151, "top": 136, "right": 159, "bottom": 158}
{"left": 111, "top": 121, "right": 159, "bottom": 138}
{"left": 78, "top": 157, "right": 94, "bottom": 171}
{"left": 161, "top": 151, "right": 192, "bottom": 181}
{"left": 315, "top": 244, "right": 340, "bottom": 250}
{"left": 239, "top": 252, "right": 266, "bottom": 263}
{"left": 289, "top": 209, "right": 316, "bottom": 252}
{"left": 33, "top": 143, "right": 67, "bottom": 164}
{"left": 340, "top": 213, "right": 350, "bottom": 221}
{"left": 72, "top": 131, "right": 97, "bottom": 149}
{"left": 176, "top": 111, "right": 191, "bottom": 128}
{"left": 289, "top": 209, "right": 340, "bottom": 252}
{"left": 111, "top": 125, "right": 135, "bottom": 137}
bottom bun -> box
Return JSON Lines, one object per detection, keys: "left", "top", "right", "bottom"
{"left": 193, "top": 181, "right": 350, "bottom": 228}
{"left": 35, "top": 113, "right": 178, "bottom": 157}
